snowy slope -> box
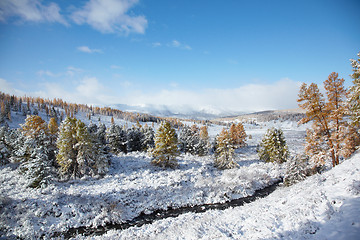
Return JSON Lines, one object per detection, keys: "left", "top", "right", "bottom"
{"left": 84, "top": 152, "right": 360, "bottom": 240}
{"left": 0, "top": 152, "right": 283, "bottom": 239}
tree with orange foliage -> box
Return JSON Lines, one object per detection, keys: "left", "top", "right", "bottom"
{"left": 214, "top": 128, "right": 237, "bottom": 169}
{"left": 229, "top": 122, "right": 247, "bottom": 148}
{"left": 298, "top": 72, "right": 359, "bottom": 168}
{"left": 21, "top": 115, "right": 49, "bottom": 139}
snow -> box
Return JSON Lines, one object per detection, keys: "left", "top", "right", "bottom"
{"left": 1, "top": 109, "right": 358, "bottom": 239}
{"left": 77, "top": 151, "right": 360, "bottom": 240}
{"left": 0, "top": 151, "right": 283, "bottom": 239}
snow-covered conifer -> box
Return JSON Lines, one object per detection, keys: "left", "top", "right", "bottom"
{"left": 106, "top": 124, "right": 127, "bottom": 154}
{"left": 214, "top": 128, "right": 237, "bottom": 169}
{"left": 258, "top": 128, "right": 289, "bottom": 164}
{"left": 141, "top": 124, "right": 155, "bottom": 151}
{"left": 56, "top": 118, "right": 109, "bottom": 179}
{"left": 18, "top": 139, "right": 54, "bottom": 188}
{"left": 127, "top": 126, "right": 144, "bottom": 152}
{"left": 284, "top": 154, "right": 309, "bottom": 186}
{"left": 348, "top": 51, "right": 360, "bottom": 126}
{"left": 179, "top": 125, "right": 196, "bottom": 154}
{"left": 0, "top": 126, "right": 11, "bottom": 165}
{"left": 152, "top": 121, "right": 179, "bottom": 168}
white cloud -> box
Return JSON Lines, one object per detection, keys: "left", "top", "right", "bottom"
{"left": 0, "top": 0, "right": 67, "bottom": 25}
{"left": 37, "top": 70, "right": 59, "bottom": 77}
{"left": 122, "top": 78, "right": 303, "bottom": 113}
{"left": 66, "top": 66, "right": 83, "bottom": 77}
{"left": 0, "top": 78, "right": 24, "bottom": 95}
{"left": 110, "top": 65, "right": 122, "bottom": 69}
{"left": 168, "top": 40, "right": 192, "bottom": 50}
{"left": 152, "top": 42, "right": 161, "bottom": 47}
{"left": 171, "top": 40, "right": 181, "bottom": 48}
{"left": 77, "top": 46, "right": 103, "bottom": 54}
{"left": 0, "top": 75, "right": 303, "bottom": 115}
{"left": 71, "top": 0, "right": 147, "bottom": 35}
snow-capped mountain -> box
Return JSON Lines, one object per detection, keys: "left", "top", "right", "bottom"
{"left": 111, "top": 103, "right": 246, "bottom": 120}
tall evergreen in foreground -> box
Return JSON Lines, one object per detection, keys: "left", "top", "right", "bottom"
{"left": 151, "top": 121, "right": 179, "bottom": 168}
{"left": 56, "top": 117, "right": 109, "bottom": 179}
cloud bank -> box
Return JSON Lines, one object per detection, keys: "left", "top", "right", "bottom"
{"left": 71, "top": 0, "right": 147, "bottom": 35}
{"left": 0, "top": 77, "right": 303, "bottom": 115}
{"left": 0, "top": 0, "right": 67, "bottom": 25}
{"left": 0, "top": 0, "right": 147, "bottom": 35}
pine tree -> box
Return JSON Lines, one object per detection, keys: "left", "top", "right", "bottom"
{"left": 18, "top": 138, "right": 54, "bottom": 188}
{"left": 127, "top": 126, "right": 144, "bottom": 152}
{"left": 197, "top": 125, "right": 210, "bottom": 156}
{"left": 56, "top": 117, "right": 78, "bottom": 178}
{"left": 298, "top": 72, "right": 359, "bottom": 167}
{"left": 56, "top": 118, "right": 109, "bottom": 179}
{"left": 152, "top": 121, "right": 179, "bottom": 168}
{"left": 178, "top": 125, "right": 195, "bottom": 154}
{"left": 214, "top": 128, "right": 237, "bottom": 169}
{"left": 48, "top": 117, "right": 58, "bottom": 146}
{"left": 258, "top": 128, "right": 289, "bottom": 163}
{"left": 229, "top": 122, "right": 247, "bottom": 148}
{"left": 0, "top": 126, "right": 10, "bottom": 165}
{"left": 348, "top": 51, "right": 360, "bottom": 126}
{"left": 284, "top": 154, "right": 309, "bottom": 186}
{"left": 106, "top": 124, "right": 127, "bottom": 154}
{"left": 141, "top": 124, "right": 155, "bottom": 151}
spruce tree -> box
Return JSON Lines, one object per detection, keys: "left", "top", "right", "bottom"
{"left": 348, "top": 51, "right": 360, "bottom": 126}
{"left": 284, "top": 154, "right": 309, "bottom": 186}
{"left": 178, "top": 125, "right": 194, "bottom": 154}
{"left": 0, "top": 126, "right": 10, "bottom": 165}
{"left": 258, "top": 128, "right": 289, "bottom": 164}
{"left": 56, "top": 117, "right": 78, "bottom": 178}
{"left": 106, "top": 123, "right": 128, "bottom": 154}
{"left": 152, "top": 121, "right": 179, "bottom": 168}
{"left": 214, "top": 128, "right": 237, "bottom": 169}
{"left": 56, "top": 118, "right": 109, "bottom": 179}
{"left": 141, "top": 124, "right": 155, "bottom": 151}
{"left": 196, "top": 125, "right": 210, "bottom": 156}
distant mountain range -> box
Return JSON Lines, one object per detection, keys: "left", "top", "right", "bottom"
{"left": 110, "top": 104, "right": 247, "bottom": 120}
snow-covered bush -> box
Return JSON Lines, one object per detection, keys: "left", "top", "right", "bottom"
{"left": 257, "top": 128, "right": 289, "bottom": 163}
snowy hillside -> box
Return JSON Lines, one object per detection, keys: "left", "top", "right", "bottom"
{"left": 0, "top": 94, "right": 359, "bottom": 239}
{"left": 80, "top": 152, "right": 360, "bottom": 240}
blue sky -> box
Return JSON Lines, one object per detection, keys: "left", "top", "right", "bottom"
{"left": 0, "top": 0, "right": 359, "bottom": 113}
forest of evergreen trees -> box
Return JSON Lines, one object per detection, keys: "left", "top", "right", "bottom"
{"left": 0, "top": 51, "right": 359, "bottom": 189}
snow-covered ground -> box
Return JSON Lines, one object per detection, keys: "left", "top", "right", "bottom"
{"left": 78, "top": 151, "right": 360, "bottom": 240}
{"left": 3, "top": 111, "right": 357, "bottom": 240}
{"left": 0, "top": 152, "right": 283, "bottom": 239}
